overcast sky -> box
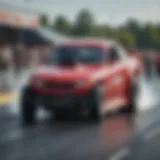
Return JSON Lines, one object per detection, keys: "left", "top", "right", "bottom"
{"left": 1, "top": 0, "right": 160, "bottom": 25}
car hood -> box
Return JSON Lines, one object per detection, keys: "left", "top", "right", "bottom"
{"left": 32, "top": 64, "right": 103, "bottom": 82}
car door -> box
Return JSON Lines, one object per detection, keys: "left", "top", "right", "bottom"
{"left": 115, "top": 46, "right": 129, "bottom": 99}
{"left": 104, "top": 45, "right": 128, "bottom": 108}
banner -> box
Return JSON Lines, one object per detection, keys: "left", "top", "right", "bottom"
{"left": 0, "top": 10, "right": 39, "bottom": 28}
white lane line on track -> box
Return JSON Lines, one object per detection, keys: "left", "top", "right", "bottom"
{"left": 143, "top": 127, "right": 160, "bottom": 141}
{"left": 108, "top": 147, "right": 130, "bottom": 160}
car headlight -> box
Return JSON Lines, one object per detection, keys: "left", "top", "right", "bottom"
{"left": 75, "top": 80, "right": 93, "bottom": 88}
{"left": 75, "top": 80, "right": 86, "bottom": 87}
{"left": 35, "top": 80, "right": 44, "bottom": 87}
{"left": 31, "top": 78, "right": 44, "bottom": 88}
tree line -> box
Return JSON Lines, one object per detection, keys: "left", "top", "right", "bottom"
{"left": 39, "top": 9, "right": 160, "bottom": 50}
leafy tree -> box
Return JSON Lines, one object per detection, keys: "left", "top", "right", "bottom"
{"left": 52, "top": 15, "right": 72, "bottom": 35}
{"left": 39, "top": 10, "right": 160, "bottom": 50}
{"left": 116, "top": 31, "right": 136, "bottom": 48}
{"left": 124, "top": 19, "right": 141, "bottom": 47}
{"left": 125, "top": 19, "right": 141, "bottom": 34}
{"left": 155, "top": 24, "right": 160, "bottom": 49}
{"left": 39, "top": 14, "right": 49, "bottom": 27}
{"left": 72, "top": 9, "right": 95, "bottom": 36}
{"left": 139, "top": 23, "right": 159, "bottom": 49}
{"left": 92, "top": 25, "right": 115, "bottom": 38}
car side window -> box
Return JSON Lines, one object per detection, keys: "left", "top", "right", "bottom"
{"left": 116, "top": 46, "right": 128, "bottom": 60}
{"left": 107, "top": 47, "right": 120, "bottom": 61}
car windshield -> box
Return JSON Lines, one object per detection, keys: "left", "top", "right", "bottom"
{"left": 49, "top": 46, "right": 103, "bottom": 65}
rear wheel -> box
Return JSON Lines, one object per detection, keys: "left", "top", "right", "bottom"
{"left": 21, "top": 86, "right": 37, "bottom": 125}
{"left": 125, "top": 82, "right": 139, "bottom": 114}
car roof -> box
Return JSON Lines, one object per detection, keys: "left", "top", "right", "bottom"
{"left": 56, "top": 38, "right": 118, "bottom": 49}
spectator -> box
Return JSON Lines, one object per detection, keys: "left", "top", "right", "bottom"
{"left": 39, "top": 43, "right": 53, "bottom": 64}
{"left": 29, "top": 45, "right": 41, "bottom": 69}
{"left": 143, "top": 51, "right": 153, "bottom": 79}
{"left": 13, "top": 43, "right": 25, "bottom": 71}
{"left": 0, "top": 44, "right": 14, "bottom": 92}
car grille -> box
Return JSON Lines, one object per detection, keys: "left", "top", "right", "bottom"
{"left": 44, "top": 82, "right": 74, "bottom": 90}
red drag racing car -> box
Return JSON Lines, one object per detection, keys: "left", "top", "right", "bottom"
{"left": 21, "top": 39, "right": 142, "bottom": 124}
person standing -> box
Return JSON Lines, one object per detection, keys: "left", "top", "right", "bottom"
{"left": 0, "top": 44, "right": 14, "bottom": 92}
{"left": 143, "top": 51, "right": 153, "bottom": 79}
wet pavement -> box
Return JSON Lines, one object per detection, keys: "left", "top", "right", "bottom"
{"left": 0, "top": 75, "right": 160, "bottom": 160}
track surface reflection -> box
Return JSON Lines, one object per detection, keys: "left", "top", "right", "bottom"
{"left": 0, "top": 75, "right": 160, "bottom": 160}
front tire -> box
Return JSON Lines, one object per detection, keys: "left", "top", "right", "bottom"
{"left": 21, "top": 86, "right": 37, "bottom": 125}
{"left": 90, "top": 85, "right": 103, "bottom": 121}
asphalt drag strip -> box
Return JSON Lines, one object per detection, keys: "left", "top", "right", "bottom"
{"left": 0, "top": 74, "right": 160, "bottom": 160}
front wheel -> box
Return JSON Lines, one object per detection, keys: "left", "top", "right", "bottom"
{"left": 20, "top": 86, "right": 37, "bottom": 125}
{"left": 90, "top": 85, "right": 103, "bottom": 121}
{"left": 53, "top": 109, "right": 68, "bottom": 121}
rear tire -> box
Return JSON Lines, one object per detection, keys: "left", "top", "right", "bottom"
{"left": 125, "top": 82, "right": 139, "bottom": 114}
{"left": 21, "top": 86, "right": 37, "bottom": 125}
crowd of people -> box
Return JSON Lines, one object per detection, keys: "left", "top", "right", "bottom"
{"left": 0, "top": 42, "right": 159, "bottom": 93}
{"left": 142, "top": 50, "right": 160, "bottom": 79}
{"left": 0, "top": 43, "right": 52, "bottom": 92}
